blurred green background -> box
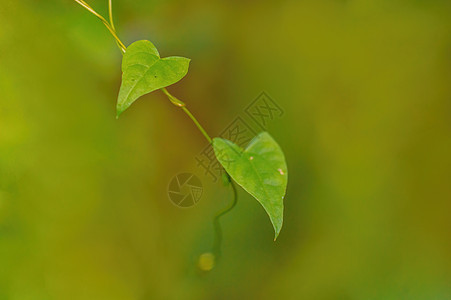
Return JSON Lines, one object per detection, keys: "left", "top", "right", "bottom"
{"left": 1, "top": 0, "right": 450, "bottom": 299}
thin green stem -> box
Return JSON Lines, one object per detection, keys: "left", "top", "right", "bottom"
{"left": 180, "top": 106, "right": 212, "bottom": 144}
{"left": 160, "top": 89, "right": 238, "bottom": 261}
{"left": 212, "top": 179, "right": 238, "bottom": 260}
{"left": 74, "top": 0, "right": 125, "bottom": 53}
{"left": 107, "top": 0, "right": 125, "bottom": 51}
{"left": 108, "top": 0, "right": 116, "bottom": 31}
{"left": 161, "top": 89, "right": 212, "bottom": 144}
{"left": 161, "top": 87, "right": 185, "bottom": 107}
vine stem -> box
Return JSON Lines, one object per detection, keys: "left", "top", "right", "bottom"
{"left": 161, "top": 87, "right": 212, "bottom": 144}
{"left": 212, "top": 179, "right": 237, "bottom": 259}
{"left": 74, "top": 0, "right": 236, "bottom": 266}
{"left": 108, "top": 0, "right": 116, "bottom": 31}
{"left": 74, "top": 0, "right": 125, "bottom": 53}
{"left": 181, "top": 106, "right": 213, "bottom": 144}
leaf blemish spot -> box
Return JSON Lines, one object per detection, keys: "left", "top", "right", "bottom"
{"left": 278, "top": 168, "right": 284, "bottom": 175}
{"left": 249, "top": 156, "right": 254, "bottom": 160}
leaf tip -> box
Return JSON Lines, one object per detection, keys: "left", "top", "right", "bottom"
{"left": 116, "top": 102, "right": 127, "bottom": 119}
{"left": 116, "top": 109, "right": 122, "bottom": 119}
{"left": 272, "top": 218, "right": 284, "bottom": 241}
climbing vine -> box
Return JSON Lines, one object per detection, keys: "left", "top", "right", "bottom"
{"left": 73, "top": 0, "right": 288, "bottom": 267}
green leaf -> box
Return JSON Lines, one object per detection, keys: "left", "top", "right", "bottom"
{"left": 212, "top": 132, "right": 287, "bottom": 240}
{"left": 116, "top": 40, "right": 190, "bottom": 117}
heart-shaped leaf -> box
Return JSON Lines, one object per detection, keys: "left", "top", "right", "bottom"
{"left": 116, "top": 40, "right": 190, "bottom": 117}
{"left": 212, "top": 132, "right": 288, "bottom": 240}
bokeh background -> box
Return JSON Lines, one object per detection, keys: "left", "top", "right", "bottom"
{"left": 1, "top": 0, "right": 450, "bottom": 299}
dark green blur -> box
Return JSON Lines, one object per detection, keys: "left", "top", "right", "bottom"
{"left": 0, "top": 0, "right": 450, "bottom": 299}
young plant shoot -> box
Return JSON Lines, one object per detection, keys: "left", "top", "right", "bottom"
{"left": 72, "top": 0, "right": 288, "bottom": 259}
